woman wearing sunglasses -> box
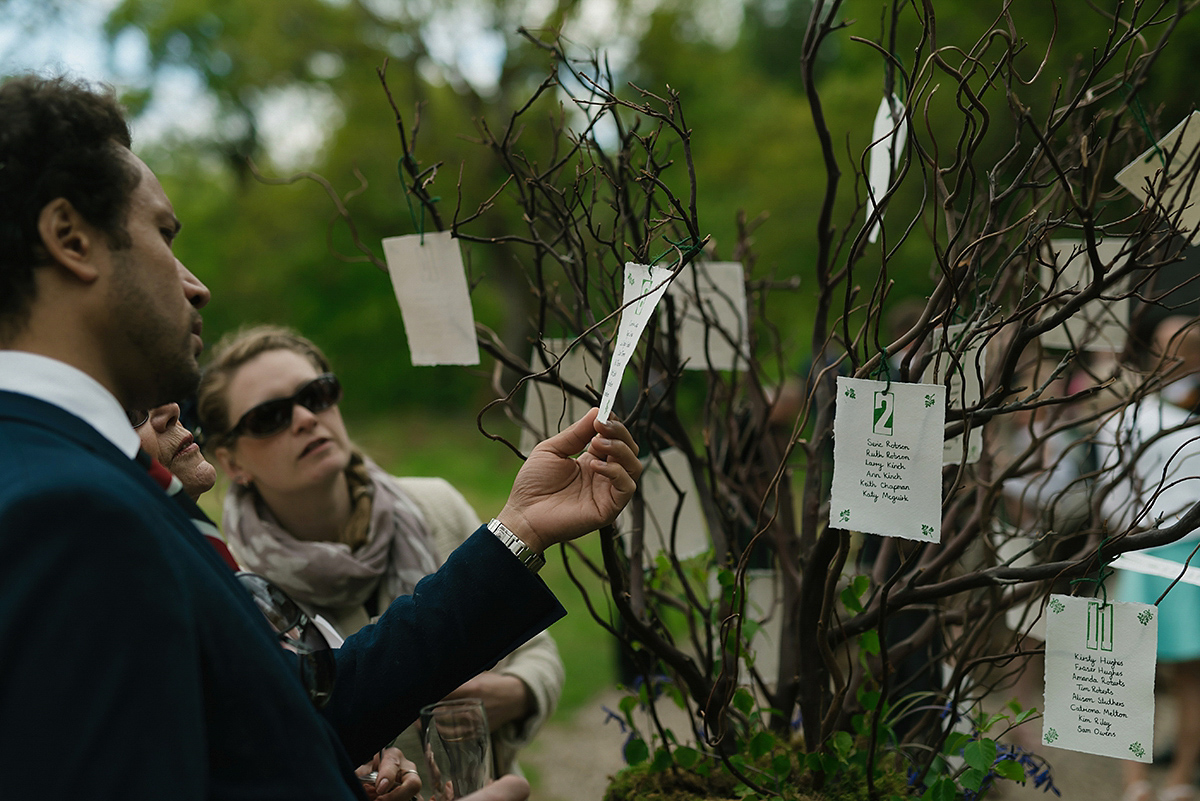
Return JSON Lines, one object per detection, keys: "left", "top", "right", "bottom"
{"left": 196, "top": 325, "right": 564, "bottom": 788}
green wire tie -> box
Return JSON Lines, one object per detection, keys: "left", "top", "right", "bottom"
{"left": 398, "top": 155, "right": 439, "bottom": 245}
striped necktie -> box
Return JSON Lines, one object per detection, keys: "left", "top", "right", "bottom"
{"left": 135, "top": 448, "right": 240, "bottom": 572}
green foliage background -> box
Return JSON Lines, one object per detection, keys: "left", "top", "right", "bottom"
{"left": 26, "top": 0, "right": 1188, "bottom": 418}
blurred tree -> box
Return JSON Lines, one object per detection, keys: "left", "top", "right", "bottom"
{"left": 94, "top": 0, "right": 1200, "bottom": 413}
{"left": 102, "top": 0, "right": 652, "bottom": 414}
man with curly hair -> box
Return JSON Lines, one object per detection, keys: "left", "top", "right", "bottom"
{"left": 0, "top": 74, "right": 641, "bottom": 800}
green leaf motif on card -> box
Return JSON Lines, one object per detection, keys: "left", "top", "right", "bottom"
{"left": 840, "top": 509, "right": 851, "bottom": 522}
{"left": 1049, "top": 598, "right": 1066, "bottom": 614}
{"left": 846, "top": 388, "right": 856, "bottom": 399}
{"left": 1138, "top": 609, "right": 1154, "bottom": 626}
{"left": 921, "top": 524, "right": 935, "bottom": 538}
{"left": 1130, "top": 742, "right": 1146, "bottom": 759}
{"left": 925, "top": 393, "right": 935, "bottom": 407}
{"left": 1044, "top": 728, "right": 1058, "bottom": 744}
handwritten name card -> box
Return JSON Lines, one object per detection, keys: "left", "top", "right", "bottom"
{"left": 519, "top": 338, "right": 601, "bottom": 454}
{"left": 1116, "top": 111, "right": 1200, "bottom": 235}
{"left": 597, "top": 262, "right": 675, "bottom": 423}
{"left": 925, "top": 323, "right": 984, "bottom": 465}
{"left": 620, "top": 447, "right": 710, "bottom": 564}
{"left": 829, "top": 377, "right": 946, "bottom": 541}
{"left": 706, "top": 567, "right": 784, "bottom": 689}
{"left": 865, "top": 93, "right": 907, "bottom": 244}
{"left": 665, "top": 261, "right": 749, "bottom": 372}
{"left": 1042, "top": 594, "right": 1157, "bottom": 762}
{"left": 1040, "top": 238, "right": 1131, "bottom": 353}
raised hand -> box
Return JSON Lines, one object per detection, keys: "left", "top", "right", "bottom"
{"left": 498, "top": 408, "right": 641, "bottom": 552}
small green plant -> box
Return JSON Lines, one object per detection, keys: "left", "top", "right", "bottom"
{"left": 910, "top": 701, "right": 1057, "bottom": 800}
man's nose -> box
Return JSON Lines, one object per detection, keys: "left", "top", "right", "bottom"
{"left": 179, "top": 261, "right": 211, "bottom": 309}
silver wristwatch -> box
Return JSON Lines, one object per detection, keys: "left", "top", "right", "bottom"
{"left": 487, "top": 518, "right": 546, "bottom": 574}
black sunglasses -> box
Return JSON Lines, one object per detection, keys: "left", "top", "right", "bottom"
{"left": 224, "top": 373, "right": 342, "bottom": 441}
{"left": 236, "top": 572, "right": 335, "bottom": 708}
{"left": 126, "top": 409, "right": 150, "bottom": 428}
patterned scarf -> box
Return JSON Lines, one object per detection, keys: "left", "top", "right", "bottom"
{"left": 222, "top": 451, "right": 440, "bottom": 621}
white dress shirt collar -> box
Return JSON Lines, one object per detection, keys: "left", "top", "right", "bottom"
{"left": 0, "top": 351, "right": 141, "bottom": 458}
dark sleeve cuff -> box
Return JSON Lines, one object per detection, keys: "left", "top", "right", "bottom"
{"left": 323, "top": 526, "right": 566, "bottom": 763}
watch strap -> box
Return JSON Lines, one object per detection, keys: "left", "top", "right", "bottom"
{"left": 487, "top": 518, "right": 546, "bottom": 574}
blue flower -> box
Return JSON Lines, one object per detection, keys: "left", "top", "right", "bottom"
{"left": 601, "top": 705, "right": 628, "bottom": 734}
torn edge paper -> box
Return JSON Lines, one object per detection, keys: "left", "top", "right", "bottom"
{"left": 865, "top": 93, "right": 907, "bottom": 244}
{"left": 597, "top": 262, "right": 675, "bottom": 423}
{"left": 381, "top": 230, "right": 479, "bottom": 366}
{"left": 1116, "top": 111, "right": 1200, "bottom": 235}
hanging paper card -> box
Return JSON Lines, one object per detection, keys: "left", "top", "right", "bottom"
{"left": 1040, "top": 239, "right": 1131, "bottom": 353}
{"left": 744, "top": 569, "right": 784, "bottom": 687}
{"left": 597, "top": 262, "right": 675, "bottom": 423}
{"left": 829, "top": 377, "right": 946, "bottom": 541}
{"left": 620, "top": 447, "right": 710, "bottom": 564}
{"left": 705, "top": 568, "right": 784, "bottom": 689}
{"left": 519, "top": 338, "right": 601, "bottom": 454}
{"left": 924, "top": 324, "right": 984, "bottom": 465}
{"left": 665, "top": 261, "right": 749, "bottom": 371}
{"left": 865, "top": 94, "right": 907, "bottom": 244}
{"left": 1116, "top": 111, "right": 1200, "bottom": 235}
{"left": 381, "top": 231, "right": 479, "bottom": 366}
{"left": 1042, "top": 594, "right": 1157, "bottom": 762}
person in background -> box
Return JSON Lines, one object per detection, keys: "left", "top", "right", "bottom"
{"left": 1105, "top": 316, "right": 1200, "bottom": 801}
{"left": 194, "top": 324, "right": 564, "bottom": 785}
{"left": 127, "top": 402, "right": 421, "bottom": 800}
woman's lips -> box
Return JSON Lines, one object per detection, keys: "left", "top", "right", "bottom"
{"left": 300, "top": 438, "right": 330, "bottom": 458}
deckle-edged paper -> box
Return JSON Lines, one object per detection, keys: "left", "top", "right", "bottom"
{"left": 381, "top": 231, "right": 479, "bottom": 366}
{"left": 665, "top": 261, "right": 749, "bottom": 372}
{"left": 743, "top": 569, "right": 784, "bottom": 687}
{"left": 1116, "top": 111, "right": 1200, "bottom": 235}
{"left": 706, "top": 568, "right": 784, "bottom": 688}
{"left": 924, "top": 323, "right": 984, "bottom": 465}
{"left": 865, "top": 93, "right": 907, "bottom": 244}
{"left": 620, "top": 447, "right": 709, "bottom": 564}
{"left": 1042, "top": 594, "right": 1157, "bottom": 762}
{"left": 596, "top": 262, "right": 675, "bottom": 423}
{"left": 1040, "top": 239, "right": 1131, "bottom": 353}
{"left": 519, "top": 338, "right": 601, "bottom": 454}
{"left": 829, "top": 377, "right": 946, "bottom": 541}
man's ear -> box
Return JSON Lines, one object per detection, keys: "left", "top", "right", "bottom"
{"left": 36, "top": 198, "right": 102, "bottom": 282}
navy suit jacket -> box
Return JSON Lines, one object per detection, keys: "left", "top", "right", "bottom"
{"left": 0, "top": 391, "right": 565, "bottom": 799}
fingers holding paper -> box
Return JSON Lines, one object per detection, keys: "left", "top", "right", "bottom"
{"left": 499, "top": 408, "right": 641, "bottom": 552}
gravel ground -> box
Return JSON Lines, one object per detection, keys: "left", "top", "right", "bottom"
{"left": 520, "top": 687, "right": 1162, "bottom": 801}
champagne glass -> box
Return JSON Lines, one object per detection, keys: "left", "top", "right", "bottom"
{"left": 419, "top": 698, "right": 493, "bottom": 800}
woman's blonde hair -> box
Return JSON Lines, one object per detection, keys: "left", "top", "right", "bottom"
{"left": 197, "top": 324, "right": 331, "bottom": 450}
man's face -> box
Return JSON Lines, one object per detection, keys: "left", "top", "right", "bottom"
{"left": 104, "top": 151, "right": 209, "bottom": 410}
